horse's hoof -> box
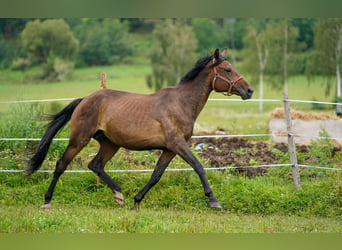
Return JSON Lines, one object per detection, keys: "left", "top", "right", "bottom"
{"left": 40, "top": 203, "right": 51, "bottom": 210}
{"left": 114, "top": 192, "right": 124, "bottom": 207}
{"left": 131, "top": 202, "right": 140, "bottom": 211}
{"left": 208, "top": 201, "right": 222, "bottom": 210}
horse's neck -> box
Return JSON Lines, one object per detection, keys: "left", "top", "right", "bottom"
{"left": 178, "top": 76, "right": 212, "bottom": 120}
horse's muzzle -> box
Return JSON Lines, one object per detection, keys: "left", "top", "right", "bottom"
{"left": 241, "top": 87, "right": 254, "bottom": 100}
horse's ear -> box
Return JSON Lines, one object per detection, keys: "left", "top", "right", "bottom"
{"left": 220, "top": 48, "right": 228, "bottom": 58}
{"left": 214, "top": 48, "right": 220, "bottom": 60}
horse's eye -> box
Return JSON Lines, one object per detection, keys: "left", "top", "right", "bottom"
{"left": 226, "top": 69, "right": 232, "bottom": 73}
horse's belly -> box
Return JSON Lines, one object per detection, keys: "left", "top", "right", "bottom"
{"left": 102, "top": 120, "right": 166, "bottom": 150}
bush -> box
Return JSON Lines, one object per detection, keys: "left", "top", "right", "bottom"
{"left": 0, "top": 103, "right": 68, "bottom": 169}
{"left": 11, "top": 57, "right": 31, "bottom": 71}
{"left": 75, "top": 19, "right": 133, "bottom": 66}
{"left": 21, "top": 19, "right": 79, "bottom": 64}
{"left": 53, "top": 58, "right": 74, "bottom": 81}
{"left": 269, "top": 128, "right": 336, "bottom": 178}
{"left": 21, "top": 19, "right": 78, "bottom": 81}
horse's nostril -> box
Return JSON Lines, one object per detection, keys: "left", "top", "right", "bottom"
{"left": 247, "top": 88, "right": 254, "bottom": 95}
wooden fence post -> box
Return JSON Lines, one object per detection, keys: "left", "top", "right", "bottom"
{"left": 283, "top": 92, "right": 301, "bottom": 189}
{"left": 101, "top": 73, "right": 107, "bottom": 89}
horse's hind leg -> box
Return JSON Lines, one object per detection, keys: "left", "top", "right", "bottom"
{"left": 133, "top": 150, "right": 176, "bottom": 210}
{"left": 88, "top": 135, "right": 123, "bottom": 206}
{"left": 42, "top": 140, "right": 88, "bottom": 209}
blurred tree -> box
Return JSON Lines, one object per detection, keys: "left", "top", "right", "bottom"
{"left": 120, "top": 18, "right": 155, "bottom": 32}
{"left": 147, "top": 19, "right": 197, "bottom": 91}
{"left": 21, "top": 19, "right": 79, "bottom": 80}
{"left": 74, "top": 18, "right": 132, "bottom": 66}
{"left": 0, "top": 19, "right": 32, "bottom": 69}
{"left": 306, "top": 18, "right": 342, "bottom": 98}
{"left": 220, "top": 18, "right": 249, "bottom": 63}
{"left": 264, "top": 19, "right": 299, "bottom": 92}
{"left": 244, "top": 19, "right": 270, "bottom": 113}
{"left": 291, "top": 18, "right": 316, "bottom": 51}
{"left": 0, "top": 18, "right": 31, "bottom": 40}
{"left": 0, "top": 34, "right": 18, "bottom": 69}
{"left": 244, "top": 19, "right": 299, "bottom": 112}
{"left": 22, "top": 19, "right": 78, "bottom": 64}
{"left": 192, "top": 18, "right": 220, "bottom": 55}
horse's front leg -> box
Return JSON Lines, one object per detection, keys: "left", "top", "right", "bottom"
{"left": 132, "top": 150, "right": 176, "bottom": 210}
{"left": 168, "top": 140, "right": 222, "bottom": 209}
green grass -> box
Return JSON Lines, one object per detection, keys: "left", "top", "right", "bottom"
{"left": 0, "top": 163, "right": 341, "bottom": 232}
{"left": 0, "top": 63, "right": 152, "bottom": 112}
{"left": 1, "top": 205, "right": 341, "bottom": 233}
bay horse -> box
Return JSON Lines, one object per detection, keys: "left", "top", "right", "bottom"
{"left": 27, "top": 48, "right": 253, "bottom": 210}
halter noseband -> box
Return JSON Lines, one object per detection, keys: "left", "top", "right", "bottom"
{"left": 212, "top": 66, "right": 243, "bottom": 96}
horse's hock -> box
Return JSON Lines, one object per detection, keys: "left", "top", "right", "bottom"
{"left": 269, "top": 108, "right": 342, "bottom": 144}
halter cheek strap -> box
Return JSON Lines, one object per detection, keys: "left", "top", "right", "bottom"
{"left": 212, "top": 66, "right": 243, "bottom": 96}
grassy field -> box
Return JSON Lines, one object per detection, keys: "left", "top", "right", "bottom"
{"left": 0, "top": 62, "right": 341, "bottom": 233}
{"left": 2, "top": 205, "right": 341, "bottom": 233}
{"left": 1, "top": 160, "right": 341, "bottom": 232}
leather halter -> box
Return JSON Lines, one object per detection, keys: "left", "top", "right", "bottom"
{"left": 212, "top": 66, "right": 243, "bottom": 96}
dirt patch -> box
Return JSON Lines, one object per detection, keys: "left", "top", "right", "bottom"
{"left": 190, "top": 137, "right": 310, "bottom": 177}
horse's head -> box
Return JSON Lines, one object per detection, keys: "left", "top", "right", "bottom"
{"left": 210, "top": 48, "right": 253, "bottom": 100}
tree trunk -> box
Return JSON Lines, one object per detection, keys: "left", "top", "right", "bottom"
{"left": 259, "top": 71, "right": 264, "bottom": 113}
{"left": 337, "top": 62, "right": 341, "bottom": 98}
{"left": 284, "top": 19, "right": 288, "bottom": 93}
{"left": 256, "top": 34, "right": 268, "bottom": 113}
{"left": 336, "top": 26, "right": 342, "bottom": 98}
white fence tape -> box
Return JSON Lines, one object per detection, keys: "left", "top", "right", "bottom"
{"left": 192, "top": 134, "right": 272, "bottom": 139}
{"left": 1, "top": 163, "right": 341, "bottom": 173}
{"left": 2, "top": 97, "right": 342, "bottom": 105}
{"left": 0, "top": 138, "right": 68, "bottom": 141}
{"left": 0, "top": 98, "right": 77, "bottom": 104}
{"left": 0, "top": 134, "right": 272, "bottom": 141}
{"left": 297, "top": 164, "right": 342, "bottom": 171}
{"left": 1, "top": 164, "right": 292, "bottom": 173}
{"left": 1, "top": 132, "right": 340, "bottom": 142}
{"left": 208, "top": 98, "right": 342, "bottom": 105}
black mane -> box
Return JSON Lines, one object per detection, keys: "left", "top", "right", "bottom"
{"left": 179, "top": 54, "right": 226, "bottom": 84}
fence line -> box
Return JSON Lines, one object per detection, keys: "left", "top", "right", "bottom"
{"left": 0, "top": 164, "right": 291, "bottom": 173}
{"left": 208, "top": 98, "right": 342, "bottom": 106}
{"left": 1, "top": 96, "right": 342, "bottom": 176}
{"left": 0, "top": 98, "right": 77, "bottom": 104}
{"left": 297, "top": 165, "right": 342, "bottom": 171}
{"left": 1, "top": 132, "right": 340, "bottom": 141}
{"left": 191, "top": 134, "right": 272, "bottom": 139}
{"left": 1, "top": 163, "right": 341, "bottom": 173}
{"left": 2, "top": 97, "right": 342, "bottom": 106}
{"left": 0, "top": 138, "right": 69, "bottom": 141}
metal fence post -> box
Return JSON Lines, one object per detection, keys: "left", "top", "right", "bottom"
{"left": 283, "top": 92, "right": 301, "bottom": 189}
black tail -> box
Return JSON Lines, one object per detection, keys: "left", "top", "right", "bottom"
{"left": 26, "top": 98, "right": 83, "bottom": 175}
